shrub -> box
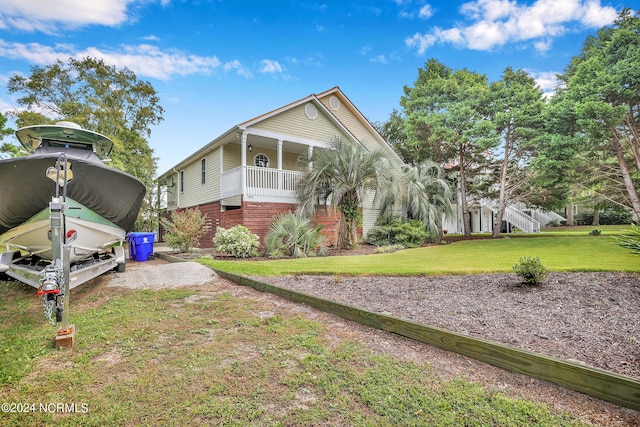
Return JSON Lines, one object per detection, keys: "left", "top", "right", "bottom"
{"left": 159, "top": 208, "right": 207, "bottom": 253}
{"left": 589, "top": 229, "right": 601, "bottom": 236}
{"left": 582, "top": 209, "right": 633, "bottom": 225}
{"left": 366, "top": 218, "right": 433, "bottom": 248}
{"left": 512, "top": 256, "right": 547, "bottom": 285}
{"left": 265, "top": 212, "right": 326, "bottom": 258}
{"left": 374, "top": 244, "right": 405, "bottom": 254}
{"left": 614, "top": 224, "right": 640, "bottom": 254}
{"left": 213, "top": 225, "right": 259, "bottom": 258}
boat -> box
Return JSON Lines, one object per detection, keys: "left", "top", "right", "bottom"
{"left": 0, "top": 122, "right": 146, "bottom": 290}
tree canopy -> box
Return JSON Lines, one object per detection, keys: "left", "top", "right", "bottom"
{"left": 543, "top": 9, "right": 640, "bottom": 220}
{"left": 6, "top": 57, "right": 163, "bottom": 186}
{"left": 400, "top": 59, "right": 498, "bottom": 236}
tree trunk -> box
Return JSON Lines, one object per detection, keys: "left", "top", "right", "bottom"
{"left": 566, "top": 203, "right": 575, "bottom": 226}
{"left": 592, "top": 209, "right": 600, "bottom": 226}
{"left": 613, "top": 136, "right": 640, "bottom": 221}
{"left": 458, "top": 148, "right": 472, "bottom": 237}
{"left": 492, "top": 141, "right": 511, "bottom": 238}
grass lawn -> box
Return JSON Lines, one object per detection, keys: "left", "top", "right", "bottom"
{"left": 0, "top": 279, "right": 587, "bottom": 426}
{"left": 198, "top": 228, "right": 639, "bottom": 277}
{"left": 0, "top": 228, "right": 636, "bottom": 426}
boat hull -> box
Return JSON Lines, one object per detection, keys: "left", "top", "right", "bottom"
{"left": 0, "top": 202, "right": 125, "bottom": 263}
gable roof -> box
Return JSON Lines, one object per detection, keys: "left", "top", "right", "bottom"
{"left": 158, "top": 86, "right": 401, "bottom": 180}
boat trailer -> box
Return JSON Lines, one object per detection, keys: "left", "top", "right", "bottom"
{"left": 0, "top": 154, "right": 125, "bottom": 346}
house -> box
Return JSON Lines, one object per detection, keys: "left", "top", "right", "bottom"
{"left": 157, "top": 87, "right": 404, "bottom": 248}
{"left": 442, "top": 200, "right": 567, "bottom": 234}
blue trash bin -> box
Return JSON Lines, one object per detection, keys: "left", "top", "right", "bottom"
{"left": 128, "top": 232, "right": 155, "bottom": 262}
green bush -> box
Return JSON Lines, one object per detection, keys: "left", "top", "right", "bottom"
{"left": 366, "top": 218, "right": 433, "bottom": 248}
{"left": 374, "top": 244, "right": 405, "bottom": 254}
{"left": 265, "top": 212, "right": 326, "bottom": 258}
{"left": 213, "top": 225, "right": 259, "bottom": 258}
{"left": 615, "top": 224, "right": 640, "bottom": 254}
{"left": 159, "top": 208, "right": 207, "bottom": 253}
{"left": 582, "top": 209, "right": 633, "bottom": 225}
{"left": 512, "top": 256, "right": 547, "bottom": 285}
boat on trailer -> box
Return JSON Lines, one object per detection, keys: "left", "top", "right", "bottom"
{"left": 0, "top": 122, "right": 146, "bottom": 291}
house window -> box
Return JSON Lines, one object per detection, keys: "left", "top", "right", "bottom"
{"left": 254, "top": 154, "right": 270, "bottom": 168}
{"left": 201, "top": 158, "right": 206, "bottom": 184}
{"left": 180, "top": 170, "right": 185, "bottom": 193}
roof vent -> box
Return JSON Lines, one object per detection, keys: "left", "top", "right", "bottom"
{"left": 304, "top": 103, "right": 318, "bottom": 120}
{"left": 329, "top": 96, "right": 340, "bottom": 110}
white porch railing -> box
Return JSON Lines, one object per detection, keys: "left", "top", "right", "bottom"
{"left": 504, "top": 205, "right": 541, "bottom": 233}
{"left": 221, "top": 166, "right": 303, "bottom": 202}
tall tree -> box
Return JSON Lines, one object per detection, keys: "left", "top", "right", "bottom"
{"left": 548, "top": 9, "right": 640, "bottom": 220}
{"left": 296, "top": 136, "right": 395, "bottom": 249}
{"left": 488, "top": 68, "right": 546, "bottom": 237}
{"left": 373, "top": 109, "right": 415, "bottom": 162}
{"left": 7, "top": 57, "right": 163, "bottom": 182}
{"left": 0, "top": 112, "right": 16, "bottom": 159}
{"left": 6, "top": 57, "right": 164, "bottom": 229}
{"left": 400, "top": 59, "right": 497, "bottom": 236}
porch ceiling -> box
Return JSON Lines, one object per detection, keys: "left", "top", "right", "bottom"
{"left": 245, "top": 134, "right": 310, "bottom": 155}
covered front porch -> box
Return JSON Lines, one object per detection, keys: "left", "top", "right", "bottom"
{"left": 221, "top": 165, "right": 303, "bottom": 203}
{"left": 221, "top": 128, "right": 325, "bottom": 203}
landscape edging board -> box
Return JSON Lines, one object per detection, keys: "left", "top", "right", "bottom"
{"left": 210, "top": 268, "right": 640, "bottom": 412}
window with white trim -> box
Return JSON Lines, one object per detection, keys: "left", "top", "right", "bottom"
{"left": 201, "top": 158, "right": 206, "bottom": 184}
{"left": 254, "top": 154, "right": 270, "bottom": 168}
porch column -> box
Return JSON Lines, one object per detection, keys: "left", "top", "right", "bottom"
{"left": 240, "top": 131, "right": 247, "bottom": 193}
{"left": 240, "top": 132, "right": 247, "bottom": 166}
{"left": 307, "top": 146, "right": 313, "bottom": 170}
{"left": 277, "top": 139, "right": 283, "bottom": 190}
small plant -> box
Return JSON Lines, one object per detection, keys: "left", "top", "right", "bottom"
{"left": 374, "top": 244, "right": 405, "bottom": 254}
{"left": 512, "top": 256, "right": 547, "bottom": 285}
{"left": 589, "top": 229, "right": 601, "bottom": 236}
{"left": 614, "top": 224, "right": 640, "bottom": 254}
{"left": 159, "top": 208, "right": 207, "bottom": 253}
{"left": 265, "top": 212, "right": 326, "bottom": 258}
{"left": 213, "top": 225, "right": 259, "bottom": 258}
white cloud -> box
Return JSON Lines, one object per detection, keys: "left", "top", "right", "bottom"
{"left": 370, "top": 55, "right": 388, "bottom": 64}
{"left": 419, "top": 5, "right": 434, "bottom": 19}
{"left": 259, "top": 59, "right": 283, "bottom": 74}
{"left": 406, "top": 0, "right": 618, "bottom": 54}
{"left": 223, "top": 60, "right": 253, "bottom": 78}
{"left": 397, "top": 1, "right": 435, "bottom": 20}
{"left": 0, "top": 40, "right": 231, "bottom": 80}
{"left": 0, "top": 0, "right": 135, "bottom": 32}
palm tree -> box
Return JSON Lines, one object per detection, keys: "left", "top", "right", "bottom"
{"left": 379, "top": 160, "right": 454, "bottom": 236}
{"left": 296, "top": 136, "right": 395, "bottom": 249}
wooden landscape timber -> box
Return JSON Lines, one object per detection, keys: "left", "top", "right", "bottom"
{"left": 211, "top": 268, "right": 640, "bottom": 412}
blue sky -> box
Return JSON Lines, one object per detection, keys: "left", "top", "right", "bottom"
{"left": 0, "top": 0, "right": 625, "bottom": 175}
